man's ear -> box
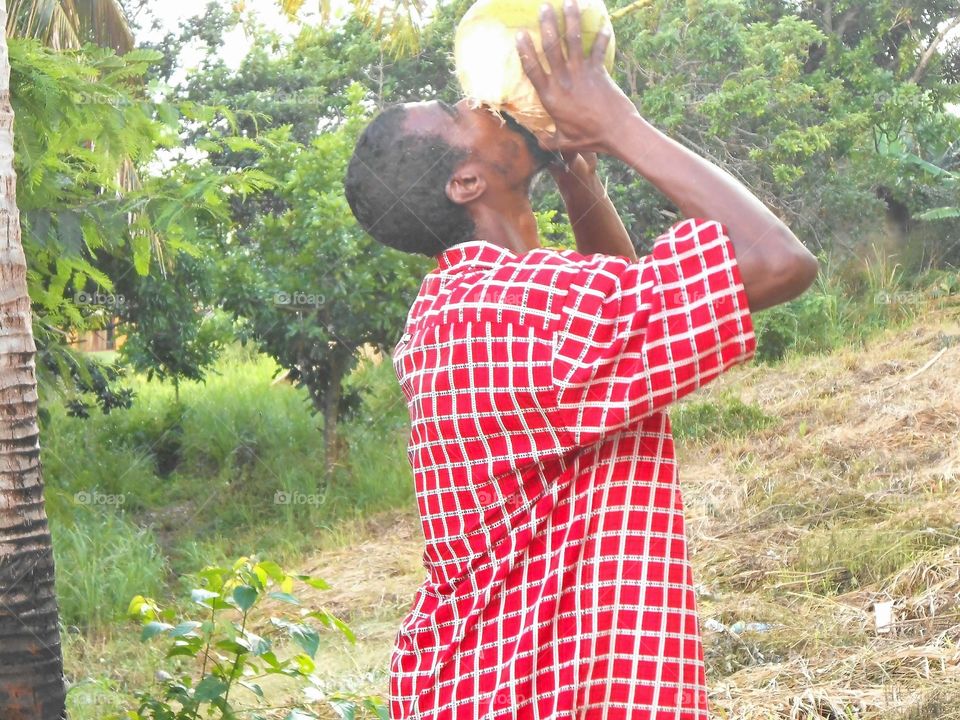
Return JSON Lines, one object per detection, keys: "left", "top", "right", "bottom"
{"left": 446, "top": 163, "right": 486, "bottom": 205}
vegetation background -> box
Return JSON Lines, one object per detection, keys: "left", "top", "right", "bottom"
{"left": 0, "top": 0, "right": 958, "bottom": 717}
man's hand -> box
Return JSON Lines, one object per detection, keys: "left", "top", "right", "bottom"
{"left": 548, "top": 151, "right": 598, "bottom": 189}
{"left": 549, "top": 151, "right": 638, "bottom": 261}
{"left": 516, "top": 2, "right": 638, "bottom": 153}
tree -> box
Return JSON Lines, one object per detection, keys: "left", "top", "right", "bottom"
{"left": 219, "top": 86, "right": 427, "bottom": 477}
{"left": 0, "top": 0, "right": 66, "bottom": 716}
{"left": 155, "top": 10, "right": 444, "bottom": 475}
{"left": 6, "top": 0, "right": 134, "bottom": 53}
{"left": 597, "top": 0, "right": 959, "bottom": 260}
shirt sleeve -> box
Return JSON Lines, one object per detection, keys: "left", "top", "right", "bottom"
{"left": 547, "top": 218, "right": 756, "bottom": 445}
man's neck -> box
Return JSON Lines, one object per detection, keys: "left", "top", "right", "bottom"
{"left": 470, "top": 199, "right": 541, "bottom": 255}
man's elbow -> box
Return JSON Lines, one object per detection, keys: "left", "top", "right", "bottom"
{"left": 745, "top": 232, "right": 819, "bottom": 311}
{"left": 772, "top": 236, "right": 819, "bottom": 301}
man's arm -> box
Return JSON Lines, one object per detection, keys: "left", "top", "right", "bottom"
{"left": 517, "top": 1, "right": 818, "bottom": 311}
{"left": 550, "top": 152, "right": 638, "bottom": 261}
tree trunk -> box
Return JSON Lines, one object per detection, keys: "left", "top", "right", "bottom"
{"left": 0, "top": 1, "right": 67, "bottom": 716}
{"left": 321, "top": 352, "right": 349, "bottom": 481}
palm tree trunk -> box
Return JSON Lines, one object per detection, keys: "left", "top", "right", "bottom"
{"left": 0, "top": 1, "right": 67, "bottom": 717}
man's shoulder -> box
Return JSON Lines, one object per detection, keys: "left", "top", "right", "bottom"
{"left": 496, "top": 246, "right": 637, "bottom": 281}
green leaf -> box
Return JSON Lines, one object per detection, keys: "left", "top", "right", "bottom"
{"left": 169, "top": 621, "right": 202, "bottom": 638}
{"left": 140, "top": 621, "right": 173, "bottom": 641}
{"left": 194, "top": 675, "right": 228, "bottom": 702}
{"left": 233, "top": 585, "right": 258, "bottom": 612}
{"left": 257, "top": 561, "right": 286, "bottom": 582}
{"left": 267, "top": 591, "right": 301, "bottom": 605}
{"left": 260, "top": 650, "right": 285, "bottom": 670}
{"left": 131, "top": 232, "right": 152, "bottom": 276}
{"left": 363, "top": 698, "right": 390, "bottom": 720}
{"left": 297, "top": 576, "right": 330, "bottom": 590}
{"left": 271, "top": 619, "right": 319, "bottom": 658}
{"left": 222, "top": 136, "right": 263, "bottom": 153}
{"left": 308, "top": 610, "right": 356, "bottom": 644}
{"left": 293, "top": 652, "right": 316, "bottom": 675}
{"left": 916, "top": 207, "right": 960, "bottom": 221}
{"left": 191, "top": 588, "right": 221, "bottom": 608}
{"left": 215, "top": 638, "right": 250, "bottom": 656}
{"left": 328, "top": 700, "right": 358, "bottom": 720}
{"left": 166, "top": 636, "right": 204, "bottom": 658}
{"left": 240, "top": 629, "right": 271, "bottom": 656}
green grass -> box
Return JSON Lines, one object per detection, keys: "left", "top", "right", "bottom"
{"left": 781, "top": 522, "right": 960, "bottom": 596}
{"left": 43, "top": 345, "right": 414, "bottom": 629}
{"left": 752, "top": 253, "right": 956, "bottom": 362}
{"left": 52, "top": 507, "right": 167, "bottom": 628}
{"left": 671, "top": 393, "right": 775, "bottom": 443}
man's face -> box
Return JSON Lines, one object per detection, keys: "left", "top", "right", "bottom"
{"left": 403, "top": 98, "right": 559, "bottom": 192}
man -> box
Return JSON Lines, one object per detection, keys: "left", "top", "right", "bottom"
{"left": 345, "top": 2, "right": 818, "bottom": 718}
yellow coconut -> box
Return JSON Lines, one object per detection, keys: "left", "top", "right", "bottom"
{"left": 454, "top": 0, "right": 616, "bottom": 137}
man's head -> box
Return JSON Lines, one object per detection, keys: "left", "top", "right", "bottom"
{"left": 345, "top": 98, "right": 558, "bottom": 256}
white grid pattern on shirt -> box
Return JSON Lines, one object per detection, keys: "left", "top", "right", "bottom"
{"left": 390, "top": 219, "right": 756, "bottom": 720}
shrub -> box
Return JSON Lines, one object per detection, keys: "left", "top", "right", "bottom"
{"left": 119, "top": 557, "right": 386, "bottom": 720}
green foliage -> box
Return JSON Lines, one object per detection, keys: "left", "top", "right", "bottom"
{"left": 9, "top": 39, "right": 166, "bottom": 331}
{"left": 670, "top": 393, "right": 775, "bottom": 443}
{"left": 217, "top": 84, "right": 427, "bottom": 463}
{"left": 605, "top": 0, "right": 960, "bottom": 251}
{"left": 751, "top": 253, "right": 948, "bottom": 362}
{"left": 41, "top": 347, "right": 414, "bottom": 584}
{"left": 10, "top": 34, "right": 281, "bottom": 405}
{"left": 114, "top": 259, "right": 232, "bottom": 394}
{"left": 118, "top": 557, "right": 387, "bottom": 720}
{"left": 534, "top": 209, "right": 576, "bottom": 250}
{"left": 753, "top": 284, "right": 842, "bottom": 362}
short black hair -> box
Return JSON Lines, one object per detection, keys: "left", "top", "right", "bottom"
{"left": 344, "top": 105, "right": 475, "bottom": 256}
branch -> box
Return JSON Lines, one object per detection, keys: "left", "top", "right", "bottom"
{"left": 911, "top": 15, "right": 960, "bottom": 83}
{"left": 610, "top": 0, "right": 654, "bottom": 22}
{"left": 834, "top": 5, "right": 862, "bottom": 41}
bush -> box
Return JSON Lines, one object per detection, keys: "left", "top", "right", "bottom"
{"left": 42, "top": 345, "right": 415, "bottom": 591}
{"left": 120, "top": 557, "right": 386, "bottom": 720}
{"left": 754, "top": 286, "right": 841, "bottom": 362}
{"left": 751, "top": 254, "right": 947, "bottom": 363}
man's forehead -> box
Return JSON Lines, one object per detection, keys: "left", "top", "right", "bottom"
{"left": 402, "top": 100, "right": 459, "bottom": 135}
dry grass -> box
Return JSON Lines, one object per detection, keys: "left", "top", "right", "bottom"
{"left": 294, "top": 302, "right": 960, "bottom": 719}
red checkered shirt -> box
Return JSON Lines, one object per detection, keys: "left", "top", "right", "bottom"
{"left": 390, "top": 218, "right": 756, "bottom": 719}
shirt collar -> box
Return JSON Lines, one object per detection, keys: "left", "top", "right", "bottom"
{"left": 435, "top": 240, "right": 517, "bottom": 271}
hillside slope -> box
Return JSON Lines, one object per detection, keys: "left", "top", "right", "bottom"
{"left": 299, "top": 304, "right": 960, "bottom": 719}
